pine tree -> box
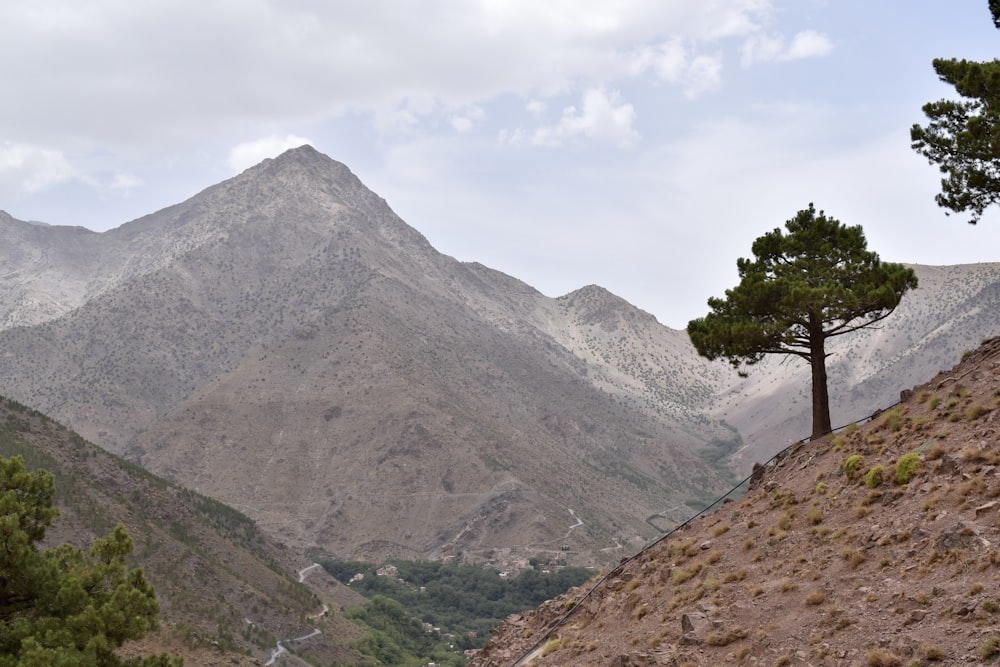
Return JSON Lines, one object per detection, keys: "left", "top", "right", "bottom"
{"left": 911, "top": 1, "right": 1000, "bottom": 224}
{"left": 0, "top": 455, "right": 181, "bottom": 667}
{"left": 687, "top": 204, "right": 917, "bottom": 439}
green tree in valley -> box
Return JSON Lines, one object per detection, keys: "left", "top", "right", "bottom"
{"left": 687, "top": 205, "right": 917, "bottom": 439}
{"left": 910, "top": 1, "right": 1000, "bottom": 223}
{"left": 0, "top": 455, "right": 181, "bottom": 667}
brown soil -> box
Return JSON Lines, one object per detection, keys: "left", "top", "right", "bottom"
{"left": 473, "top": 337, "right": 1000, "bottom": 666}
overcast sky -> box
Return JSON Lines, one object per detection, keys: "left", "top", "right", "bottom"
{"left": 2, "top": 1, "right": 999, "bottom": 328}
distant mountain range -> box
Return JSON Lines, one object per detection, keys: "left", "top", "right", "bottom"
{"left": 1, "top": 145, "right": 997, "bottom": 565}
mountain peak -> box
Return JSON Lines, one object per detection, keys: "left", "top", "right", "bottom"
{"left": 239, "top": 143, "right": 355, "bottom": 182}
{"left": 559, "top": 284, "right": 661, "bottom": 329}
{"left": 264, "top": 143, "right": 325, "bottom": 166}
{"left": 224, "top": 144, "right": 388, "bottom": 217}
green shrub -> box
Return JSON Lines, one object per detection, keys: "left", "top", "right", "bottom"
{"left": 895, "top": 453, "right": 921, "bottom": 485}
{"left": 865, "top": 466, "right": 884, "bottom": 488}
{"left": 844, "top": 455, "right": 866, "bottom": 481}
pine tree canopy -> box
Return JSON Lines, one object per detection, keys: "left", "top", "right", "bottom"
{"left": 911, "top": 1, "right": 1000, "bottom": 224}
{"left": 687, "top": 204, "right": 917, "bottom": 438}
{"left": 0, "top": 455, "right": 181, "bottom": 667}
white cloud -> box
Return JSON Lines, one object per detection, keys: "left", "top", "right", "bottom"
{"left": 785, "top": 30, "right": 834, "bottom": 60}
{"left": 497, "top": 128, "right": 527, "bottom": 146}
{"left": 529, "top": 88, "right": 639, "bottom": 147}
{"left": 625, "top": 40, "right": 723, "bottom": 98}
{"left": 741, "top": 29, "right": 833, "bottom": 66}
{"left": 109, "top": 172, "right": 142, "bottom": 192}
{"left": 0, "top": 142, "right": 77, "bottom": 198}
{"left": 526, "top": 100, "right": 547, "bottom": 116}
{"left": 0, "top": 1, "right": 778, "bottom": 153}
{"left": 226, "top": 135, "right": 313, "bottom": 173}
{"left": 450, "top": 106, "right": 486, "bottom": 133}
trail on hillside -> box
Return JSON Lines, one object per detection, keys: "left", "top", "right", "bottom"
{"left": 263, "top": 563, "right": 327, "bottom": 666}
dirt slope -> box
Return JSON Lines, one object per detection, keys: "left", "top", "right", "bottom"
{"left": 473, "top": 337, "right": 1000, "bottom": 666}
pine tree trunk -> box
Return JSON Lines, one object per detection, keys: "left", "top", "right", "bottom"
{"left": 808, "top": 326, "right": 832, "bottom": 440}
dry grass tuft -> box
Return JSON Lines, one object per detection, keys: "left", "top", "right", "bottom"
{"left": 804, "top": 589, "right": 826, "bottom": 605}
{"left": 865, "top": 649, "right": 902, "bottom": 666}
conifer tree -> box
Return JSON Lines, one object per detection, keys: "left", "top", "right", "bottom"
{"left": 911, "top": 1, "right": 1000, "bottom": 224}
{"left": 687, "top": 205, "right": 917, "bottom": 439}
{"left": 0, "top": 455, "right": 181, "bottom": 667}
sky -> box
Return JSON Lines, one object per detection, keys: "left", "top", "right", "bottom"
{"left": 2, "top": 1, "right": 1000, "bottom": 329}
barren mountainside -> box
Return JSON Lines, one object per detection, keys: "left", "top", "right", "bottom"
{"left": 0, "top": 147, "right": 736, "bottom": 564}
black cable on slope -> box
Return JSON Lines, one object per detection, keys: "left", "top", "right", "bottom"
{"left": 505, "top": 401, "right": 900, "bottom": 667}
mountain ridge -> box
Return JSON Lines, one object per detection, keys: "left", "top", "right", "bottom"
{"left": 0, "top": 146, "right": 737, "bottom": 564}
{"left": 1, "top": 145, "right": 998, "bottom": 567}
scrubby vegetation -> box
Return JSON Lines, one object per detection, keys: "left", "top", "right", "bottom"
{"left": 894, "top": 452, "right": 921, "bottom": 485}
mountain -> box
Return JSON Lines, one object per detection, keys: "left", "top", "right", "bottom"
{"left": 0, "top": 395, "right": 365, "bottom": 666}
{"left": 0, "top": 145, "right": 997, "bottom": 566}
{"left": 0, "top": 146, "right": 736, "bottom": 564}
{"left": 471, "top": 336, "right": 1000, "bottom": 665}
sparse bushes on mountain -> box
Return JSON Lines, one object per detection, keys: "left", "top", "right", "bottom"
{"left": 0, "top": 455, "right": 181, "bottom": 667}
{"left": 865, "top": 466, "right": 885, "bottom": 488}
{"left": 980, "top": 635, "right": 1000, "bottom": 660}
{"left": 894, "top": 452, "right": 921, "bottom": 485}
{"left": 844, "top": 455, "right": 866, "bottom": 481}
{"left": 879, "top": 406, "right": 905, "bottom": 432}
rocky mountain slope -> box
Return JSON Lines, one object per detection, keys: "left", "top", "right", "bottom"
{"left": 0, "top": 145, "right": 997, "bottom": 567}
{"left": 0, "top": 146, "right": 736, "bottom": 564}
{"left": 0, "top": 395, "right": 364, "bottom": 666}
{"left": 473, "top": 336, "right": 1000, "bottom": 666}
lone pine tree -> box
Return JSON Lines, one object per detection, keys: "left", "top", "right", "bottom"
{"left": 687, "top": 204, "right": 917, "bottom": 439}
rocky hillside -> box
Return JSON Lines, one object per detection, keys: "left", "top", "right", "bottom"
{"left": 0, "top": 147, "right": 736, "bottom": 564}
{"left": 473, "top": 336, "right": 1000, "bottom": 666}
{"left": 0, "top": 397, "right": 364, "bottom": 666}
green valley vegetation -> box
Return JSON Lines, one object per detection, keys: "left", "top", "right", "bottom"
{"left": 0, "top": 454, "right": 181, "bottom": 667}
{"left": 319, "top": 558, "right": 594, "bottom": 666}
